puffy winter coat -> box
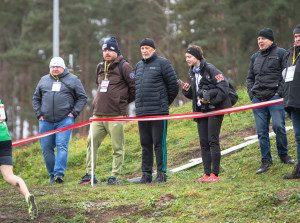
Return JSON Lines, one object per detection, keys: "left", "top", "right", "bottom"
{"left": 32, "top": 68, "right": 87, "bottom": 122}
{"left": 135, "top": 52, "right": 179, "bottom": 116}
{"left": 182, "top": 59, "right": 231, "bottom": 121}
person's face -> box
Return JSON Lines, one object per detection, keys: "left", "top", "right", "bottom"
{"left": 50, "top": 66, "right": 64, "bottom": 76}
{"left": 294, "top": 33, "right": 300, "bottom": 46}
{"left": 141, "top": 46, "right": 155, "bottom": 59}
{"left": 257, "top": 37, "right": 273, "bottom": 51}
{"left": 103, "top": 49, "right": 118, "bottom": 62}
{"left": 185, "top": 53, "right": 200, "bottom": 67}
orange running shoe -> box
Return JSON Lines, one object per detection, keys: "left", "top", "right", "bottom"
{"left": 194, "top": 174, "right": 210, "bottom": 182}
{"left": 203, "top": 173, "right": 220, "bottom": 182}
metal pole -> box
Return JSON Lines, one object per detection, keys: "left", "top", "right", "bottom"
{"left": 53, "top": 0, "right": 59, "bottom": 57}
{"left": 90, "top": 118, "right": 94, "bottom": 187}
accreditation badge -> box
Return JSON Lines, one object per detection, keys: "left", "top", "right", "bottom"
{"left": 100, "top": 79, "right": 110, "bottom": 92}
{"left": 52, "top": 82, "right": 62, "bottom": 91}
{"left": 0, "top": 104, "right": 6, "bottom": 122}
{"left": 285, "top": 65, "right": 296, "bottom": 82}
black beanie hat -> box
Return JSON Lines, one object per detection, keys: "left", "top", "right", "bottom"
{"left": 293, "top": 24, "right": 300, "bottom": 35}
{"left": 257, "top": 28, "right": 274, "bottom": 41}
{"left": 140, "top": 38, "right": 156, "bottom": 49}
{"left": 102, "top": 37, "right": 120, "bottom": 54}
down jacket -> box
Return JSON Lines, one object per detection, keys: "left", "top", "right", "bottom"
{"left": 32, "top": 68, "right": 87, "bottom": 123}
{"left": 247, "top": 43, "right": 286, "bottom": 101}
{"left": 135, "top": 52, "right": 179, "bottom": 116}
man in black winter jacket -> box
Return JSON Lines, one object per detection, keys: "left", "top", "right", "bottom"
{"left": 247, "top": 28, "right": 295, "bottom": 175}
{"left": 135, "top": 38, "right": 179, "bottom": 183}
{"left": 282, "top": 24, "right": 300, "bottom": 179}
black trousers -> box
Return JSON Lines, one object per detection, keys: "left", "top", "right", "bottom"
{"left": 197, "top": 115, "right": 224, "bottom": 175}
{"left": 138, "top": 120, "right": 168, "bottom": 174}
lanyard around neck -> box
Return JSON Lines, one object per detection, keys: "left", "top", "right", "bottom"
{"left": 51, "top": 74, "right": 59, "bottom": 82}
{"left": 104, "top": 61, "right": 112, "bottom": 79}
{"left": 293, "top": 47, "right": 300, "bottom": 65}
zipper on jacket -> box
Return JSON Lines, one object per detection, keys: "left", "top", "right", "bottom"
{"left": 52, "top": 92, "right": 56, "bottom": 122}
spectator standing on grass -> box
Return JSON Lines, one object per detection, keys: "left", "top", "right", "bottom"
{"left": 33, "top": 57, "right": 87, "bottom": 184}
{"left": 135, "top": 38, "right": 179, "bottom": 184}
{"left": 77, "top": 37, "right": 135, "bottom": 186}
{"left": 247, "top": 28, "right": 295, "bottom": 174}
{"left": 0, "top": 100, "right": 38, "bottom": 220}
{"left": 282, "top": 24, "right": 300, "bottom": 179}
{"left": 180, "top": 45, "right": 232, "bottom": 182}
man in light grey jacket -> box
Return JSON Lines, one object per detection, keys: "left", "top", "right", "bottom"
{"left": 33, "top": 57, "right": 87, "bottom": 184}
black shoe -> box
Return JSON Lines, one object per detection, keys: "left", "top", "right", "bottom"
{"left": 153, "top": 171, "right": 167, "bottom": 183}
{"left": 55, "top": 175, "right": 64, "bottom": 183}
{"left": 49, "top": 176, "right": 55, "bottom": 184}
{"left": 279, "top": 154, "right": 295, "bottom": 164}
{"left": 283, "top": 165, "right": 300, "bottom": 179}
{"left": 138, "top": 172, "right": 152, "bottom": 184}
{"left": 256, "top": 159, "right": 272, "bottom": 174}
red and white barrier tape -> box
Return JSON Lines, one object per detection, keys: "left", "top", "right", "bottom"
{"left": 12, "top": 99, "right": 283, "bottom": 147}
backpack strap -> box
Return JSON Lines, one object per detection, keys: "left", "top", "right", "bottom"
{"left": 251, "top": 48, "right": 285, "bottom": 64}
{"left": 251, "top": 51, "right": 259, "bottom": 64}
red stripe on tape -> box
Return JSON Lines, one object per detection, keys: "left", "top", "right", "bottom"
{"left": 12, "top": 99, "right": 283, "bottom": 147}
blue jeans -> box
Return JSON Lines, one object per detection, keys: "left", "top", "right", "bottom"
{"left": 290, "top": 108, "right": 300, "bottom": 166}
{"left": 39, "top": 116, "right": 74, "bottom": 177}
{"left": 252, "top": 95, "right": 288, "bottom": 162}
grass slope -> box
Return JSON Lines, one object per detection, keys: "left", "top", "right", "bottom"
{"left": 0, "top": 87, "right": 299, "bottom": 223}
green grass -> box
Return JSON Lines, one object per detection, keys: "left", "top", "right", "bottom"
{"left": 0, "top": 87, "right": 299, "bottom": 222}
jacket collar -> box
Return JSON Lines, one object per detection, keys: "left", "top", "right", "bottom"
{"left": 260, "top": 43, "right": 277, "bottom": 55}
{"left": 142, "top": 52, "right": 157, "bottom": 63}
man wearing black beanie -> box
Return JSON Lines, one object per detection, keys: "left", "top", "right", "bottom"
{"left": 135, "top": 38, "right": 179, "bottom": 183}
{"left": 247, "top": 28, "right": 295, "bottom": 175}
{"left": 282, "top": 24, "right": 300, "bottom": 179}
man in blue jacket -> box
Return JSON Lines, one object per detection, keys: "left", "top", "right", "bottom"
{"left": 33, "top": 57, "right": 87, "bottom": 183}
{"left": 135, "top": 38, "right": 179, "bottom": 183}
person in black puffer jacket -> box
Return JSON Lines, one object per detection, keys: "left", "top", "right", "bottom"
{"left": 135, "top": 38, "right": 179, "bottom": 184}
{"left": 181, "top": 45, "right": 231, "bottom": 183}
{"left": 282, "top": 24, "right": 300, "bottom": 179}
{"left": 247, "top": 28, "right": 295, "bottom": 175}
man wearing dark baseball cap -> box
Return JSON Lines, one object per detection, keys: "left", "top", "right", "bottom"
{"left": 282, "top": 24, "right": 300, "bottom": 179}
{"left": 247, "top": 28, "right": 295, "bottom": 175}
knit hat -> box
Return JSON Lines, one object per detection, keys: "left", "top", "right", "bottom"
{"left": 293, "top": 24, "right": 300, "bottom": 35}
{"left": 257, "top": 28, "right": 274, "bottom": 41}
{"left": 49, "top": 57, "right": 66, "bottom": 69}
{"left": 186, "top": 47, "right": 202, "bottom": 60}
{"left": 102, "top": 37, "right": 120, "bottom": 54}
{"left": 140, "top": 38, "right": 156, "bottom": 49}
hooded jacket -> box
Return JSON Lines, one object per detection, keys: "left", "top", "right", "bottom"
{"left": 32, "top": 68, "right": 87, "bottom": 122}
{"left": 247, "top": 43, "right": 286, "bottom": 101}
{"left": 135, "top": 52, "right": 179, "bottom": 116}
{"left": 93, "top": 55, "right": 135, "bottom": 116}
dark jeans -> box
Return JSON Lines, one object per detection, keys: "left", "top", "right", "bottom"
{"left": 197, "top": 114, "right": 224, "bottom": 175}
{"left": 290, "top": 108, "right": 300, "bottom": 166}
{"left": 252, "top": 95, "right": 288, "bottom": 162}
{"left": 138, "top": 120, "right": 167, "bottom": 174}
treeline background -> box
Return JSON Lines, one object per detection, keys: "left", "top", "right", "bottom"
{"left": 0, "top": 0, "right": 299, "bottom": 140}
